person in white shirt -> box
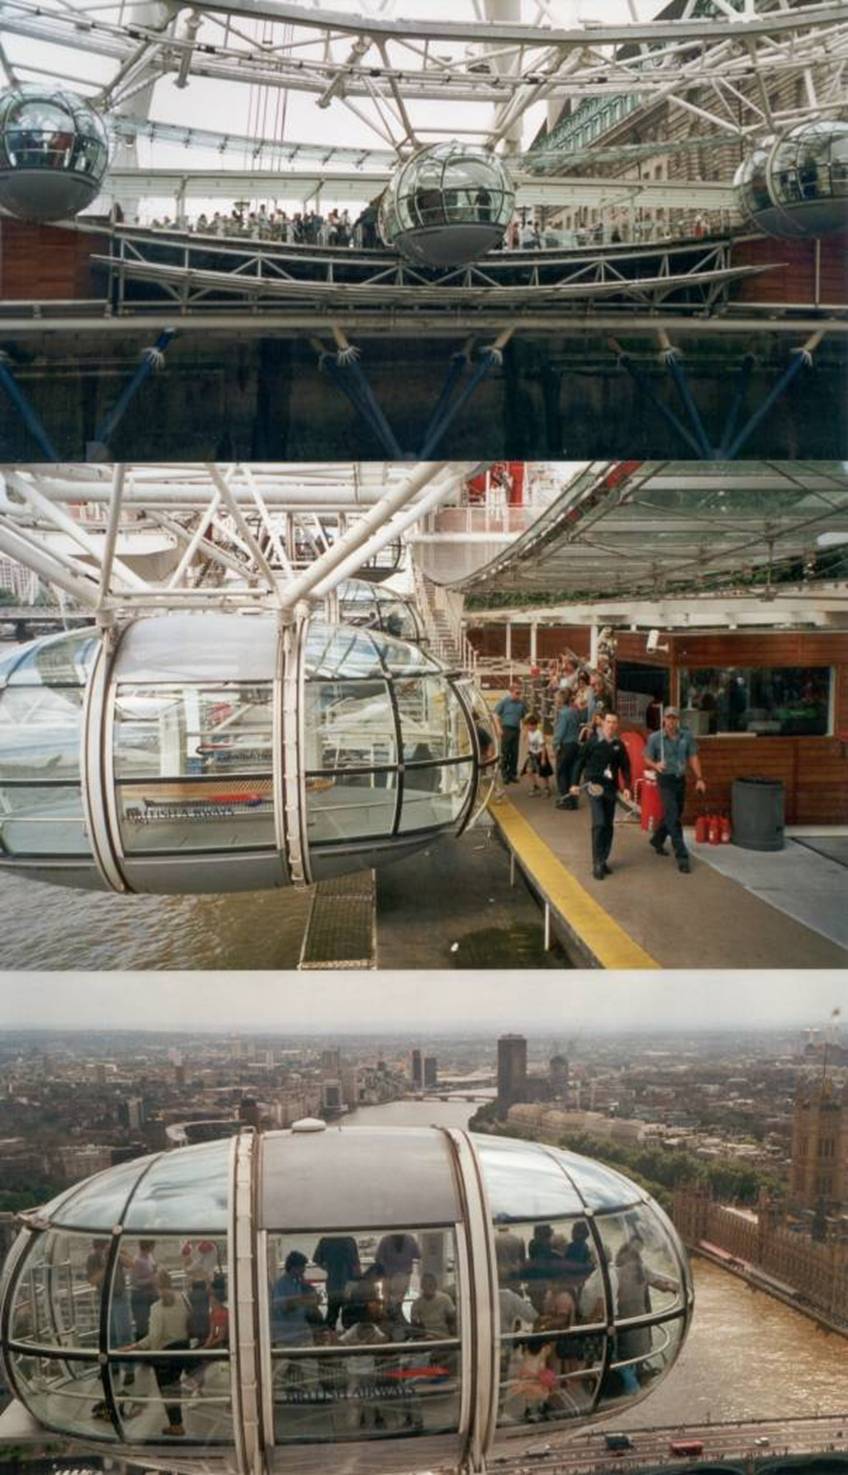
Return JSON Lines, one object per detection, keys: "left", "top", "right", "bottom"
{"left": 410, "top": 1273, "right": 456, "bottom": 1339}
{"left": 126, "top": 1270, "right": 192, "bottom": 1437}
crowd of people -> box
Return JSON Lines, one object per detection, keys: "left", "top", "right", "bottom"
{"left": 268, "top": 1232, "right": 457, "bottom": 1433}
{"left": 492, "top": 654, "right": 707, "bottom": 881}
{"left": 64, "top": 1219, "right": 679, "bottom": 1439}
{"left": 494, "top": 1217, "right": 678, "bottom": 1422}
{"left": 143, "top": 203, "right": 379, "bottom": 248}
{"left": 130, "top": 202, "right": 731, "bottom": 253}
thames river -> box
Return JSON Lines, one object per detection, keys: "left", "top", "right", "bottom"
{"left": 346, "top": 1098, "right": 848, "bottom": 1426}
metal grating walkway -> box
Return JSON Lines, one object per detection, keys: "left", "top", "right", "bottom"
{"left": 298, "top": 870, "right": 377, "bottom": 970}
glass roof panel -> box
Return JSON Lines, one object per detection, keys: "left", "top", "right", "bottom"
{"left": 51, "top": 1154, "right": 156, "bottom": 1229}
{"left": 303, "top": 622, "right": 384, "bottom": 679}
{"left": 6, "top": 629, "right": 99, "bottom": 687}
{"left": 124, "top": 1138, "right": 231, "bottom": 1230}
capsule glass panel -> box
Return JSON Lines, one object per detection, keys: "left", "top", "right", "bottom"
{"left": 0, "top": 629, "right": 96, "bottom": 864}
{"left": 267, "top": 1224, "right": 461, "bottom": 1443}
{"left": 335, "top": 580, "right": 423, "bottom": 644}
{"left": 112, "top": 682, "right": 276, "bottom": 858}
{"left": 0, "top": 86, "right": 109, "bottom": 221}
{"left": 379, "top": 142, "right": 515, "bottom": 266}
{"left": 303, "top": 680, "right": 397, "bottom": 771}
{"left": 49, "top": 1155, "right": 155, "bottom": 1232}
{"left": 458, "top": 679, "right": 498, "bottom": 824}
{"left": 6, "top": 1347, "right": 113, "bottom": 1440}
{"left": 9, "top": 1230, "right": 103, "bottom": 1351}
{"left": 734, "top": 120, "right": 848, "bottom": 238}
{"left": 122, "top": 1141, "right": 231, "bottom": 1231}
{"left": 478, "top": 1136, "right": 688, "bottom": 1432}
{"left": 598, "top": 1312, "right": 686, "bottom": 1413}
{"left": 306, "top": 771, "right": 399, "bottom": 845}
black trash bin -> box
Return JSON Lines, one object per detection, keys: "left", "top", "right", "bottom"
{"left": 731, "top": 776, "right": 785, "bottom": 852}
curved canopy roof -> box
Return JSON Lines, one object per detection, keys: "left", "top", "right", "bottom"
{"left": 459, "top": 460, "right": 848, "bottom": 604}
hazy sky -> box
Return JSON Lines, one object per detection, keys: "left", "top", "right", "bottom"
{"left": 0, "top": 970, "right": 844, "bottom": 1035}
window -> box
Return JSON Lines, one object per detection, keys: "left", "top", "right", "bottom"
{"left": 7, "top": 1227, "right": 232, "bottom": 1445}
{"left": 0, "top": 630, "right": 97, "bottom": 861}
{"left": 112, "top": 683, "right": 275, "bottom": 856}
{"left": 679, "top": 666, "right": 831, "bottom": 737}
{"left": 477, "top": 1139, "right": 686, "bottom": 1427}
{"left": 266, "top": 1225, "right": 461, "bottom": 1443}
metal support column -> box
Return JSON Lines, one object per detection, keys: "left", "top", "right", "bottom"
{"left": 316, "top": 346, "right": 404, "bottom": 459}
{"left": 609, "top": 341, "right": 704, "bottom": 458}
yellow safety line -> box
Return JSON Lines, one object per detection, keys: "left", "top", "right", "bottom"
{"left": 492, "top": 800, "right": 660, "bottom": 970}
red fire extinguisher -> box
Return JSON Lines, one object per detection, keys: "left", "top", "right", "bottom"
{"left": 720, "top": 811, "right": 732, "bottom": 843}
{"left": 708, "top": 813, "right": 721, "bottom": 845}
{"left": 694, "top": 813, "right": 708, "bottom": 844}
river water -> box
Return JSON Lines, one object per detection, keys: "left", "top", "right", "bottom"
{"left": 346, "top": 1099, "right": 848, "bottom": 1426}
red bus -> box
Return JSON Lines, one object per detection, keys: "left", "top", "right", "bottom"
{"left": 669, "top": 1439, "right": 705, "bottom": 1458}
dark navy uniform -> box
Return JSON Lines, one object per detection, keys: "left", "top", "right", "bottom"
{"left": 574, "top": 733, "right": 632, "bottom": 876}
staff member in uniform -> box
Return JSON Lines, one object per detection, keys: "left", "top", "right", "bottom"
{"left": 553, "top": 690, "right": 582, "bottom": 810}
{"left": 570, "top": 712, "right": 632, "bottom": 879}
{"left": 643, "top": 706, "right": 706, "bottom": 874}
{"left": 494, "top": 681, "right": 527, "bottom": 786}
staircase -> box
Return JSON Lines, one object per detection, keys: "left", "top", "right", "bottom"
{"left": 412, "top": 564, "right": 478, "bottom": 674}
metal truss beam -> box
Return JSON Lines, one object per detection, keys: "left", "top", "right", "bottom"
{"left": 2, "top": 310, "right": 846, "bottom": 337}
{"left": 3, "top": 0, "right": 847, "bottom": 118}
{"left": 100, "top": 165, "right": 738, "bottom": 211}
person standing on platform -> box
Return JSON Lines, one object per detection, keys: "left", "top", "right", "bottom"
{"left": 553, "top": 691, "right": 582, "bottom": 810}
{"left": 570, "top": 712, "right": 632, "bottom": 880}
{"left": 643, "top": 706, "right": 706, "bottom": 874}
{"left": 494, "top": 681, "right": 527, "bottom": 786}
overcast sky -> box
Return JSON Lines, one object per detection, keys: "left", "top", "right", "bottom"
{"left": 0, "top": 970, "right": 844, "bottom": 1035}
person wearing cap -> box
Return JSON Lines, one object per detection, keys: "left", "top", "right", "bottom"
{"left": 643, "top": 707, "right": 706, "bottom": 874}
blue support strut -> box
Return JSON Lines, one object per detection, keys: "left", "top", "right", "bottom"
{"left": 664, "top": 351, "right": 714, "bottom": 460}
{"left": 344, "top": 355, "right": 404, "bottom": 460}
{"left": 716, "top": 352, "right": 756, "bottom": 460}
{"left": 723, "top": 347, "right": 812, "bottom": 461}
{"left": 615, "top": 352, "right": 705, "bottom": 459}
{"left": 92, "top": 328, "right": 176, "bottom": 455}
{"left": 0, "top": 355, "right": 60, "bottom": 461}
{"left": 321, "top": 354, "right": 403, "bottom": 459}
{"left": 418, "top": 352, "right": 470, "bottom": 456}
{"left": 417, "top": 349, "right": 500, "bottom": 459}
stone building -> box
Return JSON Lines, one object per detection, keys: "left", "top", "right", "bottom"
{"left": 537, "top": 0, "right": 836, "bottom": 243}
{"left": 673, "top": 1184, "right": 848, "bottom": 1325}
{"left": 790, "top": 1076, "right": 848, "bottom": 1214}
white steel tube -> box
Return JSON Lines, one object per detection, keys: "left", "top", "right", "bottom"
{"left": 5, "top": 471, "right": 149, "bottom": 592}
{"left": 278, "top": 461, "right": 448, "bottom": 610}
{"left": 308, "top": 464, "right": 478, "bottom": 598}
{"left": 167, "top": 490, "right": 222, "bottom": 589}
{"left": 97, "top": 465, "right": 126, "bottom": 609}
{"left": 207, "top": 464, "right": 284, "bottom": 600}
{"left": 0, "top": 521, "right": 102, "bottom": 608}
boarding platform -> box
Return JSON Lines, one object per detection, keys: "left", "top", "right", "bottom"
{"left": 491, "top": 787, "right": 848, "bottom": 970}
